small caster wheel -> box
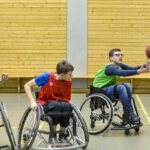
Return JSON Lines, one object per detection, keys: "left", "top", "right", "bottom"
{"left": 125, "top": 129, "right": 130, "bottom": 135}
{"left": 135, "top": 128, "right": 139, "bottom": 132}
{"left": 90, "top": 120, "right": 95, "bottom": 128}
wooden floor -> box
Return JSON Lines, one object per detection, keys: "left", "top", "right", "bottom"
{"left": 0, "top": 93, "right": 150, "bottom": 150}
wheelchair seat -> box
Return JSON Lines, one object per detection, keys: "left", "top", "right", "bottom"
{"left": 89, "top": 85, "right": 119, "bottom": 103}
{"left": 80, "top": 86, "right": 143, "bottom": 135}
{"left": 17, "top": 103, "right": 89, "bottom": 150}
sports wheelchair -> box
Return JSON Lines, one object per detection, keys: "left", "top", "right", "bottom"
{"left": 0, "top": 102, "right": 17, "bottom": 150}
{"left": 80, "top": 86, "right": 143, "bottom": 135}
{"left": 17, "top": 102, "right": 89, "bottom": 150}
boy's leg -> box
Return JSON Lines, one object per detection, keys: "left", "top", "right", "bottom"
{"left": 43, "top": 102, "right": 61, "bottom": 124}
{"left": 115, "top": 84, "right": 140, "bottom": 123}
{"left": 103, "top": 85, "right": 131, "bottom": 113}
{"left": 123, "top": 83, "right": 132, "bottom": 103}
{"left": 103, "top": 84, "right": 140, "bottom": 123}
{"left": 123, "top": 83, "right": 141, "bottom": 122}
{"left": 59, "top": 101, "right": 72, "bottom": 127}
{"left": 116, "top": 84, "right": 132, "bottom": 114}
{"left": 59, "top": 101, "right": 72, "bottom": 143}
{"left": 43, "top": 102, "right": 62, "bottom": 141}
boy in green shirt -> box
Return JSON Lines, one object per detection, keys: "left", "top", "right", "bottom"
{"left": 93, "top": 48, "right": 150, "bottom": 123}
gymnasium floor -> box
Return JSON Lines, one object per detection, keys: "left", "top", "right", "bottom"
{"left": 0, "top": 93, "right": 150, "bottom": 150}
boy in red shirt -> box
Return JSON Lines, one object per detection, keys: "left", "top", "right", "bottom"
{"left": 24, "top": 60, "right": 74, "bottom": 143}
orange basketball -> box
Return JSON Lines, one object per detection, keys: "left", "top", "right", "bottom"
{"left": 146, "top": 45, "right": 150, "bottom": 59}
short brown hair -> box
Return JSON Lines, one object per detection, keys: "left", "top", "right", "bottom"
{"left": 109, "top": 48, "right": 121, "bottom": 57}
{"left": 56, "top": 60, "right": 74, "bottom": 74}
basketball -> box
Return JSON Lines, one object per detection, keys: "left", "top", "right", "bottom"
{"left": 146, "top": 45, "right": 150, "bottom": 58}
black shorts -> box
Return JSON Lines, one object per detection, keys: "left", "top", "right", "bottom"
{"left": 43, "top": 101, "right": 72, "bottom": 127}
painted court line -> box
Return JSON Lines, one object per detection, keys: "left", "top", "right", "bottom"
{"left": 135, "top": 94, "right": 150, "bottom": 123}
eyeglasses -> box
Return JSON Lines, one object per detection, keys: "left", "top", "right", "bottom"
{"left": 113, "top": 53, "right": 124, "bottom": 57}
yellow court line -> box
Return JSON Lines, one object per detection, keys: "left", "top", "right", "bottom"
{"left": 135, "top": 94, "right": 150, "bottom": 123}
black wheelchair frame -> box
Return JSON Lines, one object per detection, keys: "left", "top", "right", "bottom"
{"left": 17, "top": 103, "right": 89, "bottom": 150}
{"left": 80, "top": 88, "right": 143, "bottom": 135}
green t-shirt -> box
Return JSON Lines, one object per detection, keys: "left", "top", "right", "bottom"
{"left": 93, "top": 62, "right": 120, "bottom": 88}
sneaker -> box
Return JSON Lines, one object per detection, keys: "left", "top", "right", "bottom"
{"left": 123, "top": 113, "right": 140, "bottom": 124}
{"left": 90, "top": 119, "right": 95, "bottom": 128}
{"left": 59, "top": 132, "right": 69, "bottom": 143}
{"left": 49, "top": 133, "right": 57, "bottom": 144}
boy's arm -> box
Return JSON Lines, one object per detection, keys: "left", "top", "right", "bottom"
{"left": 0, "top": 73, "right": 8, "bottom": 81}
{"left": 24, "top": 79, "right": 37, "bottom": 109}
{"left": 120, "top": 64, "right": 141, "bottom": 70}
{"left": 105, "top": 64, "right": 149, "bottom": 76}
{"left": 120, "top": 62, "right": 150, "bottom": 70}
{"left": 24, "top": 72, "right": 50, "bottom": 109}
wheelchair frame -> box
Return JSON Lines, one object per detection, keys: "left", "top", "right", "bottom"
{"left": 17, "top": 103, "right": 89, "bottom": 150}
{"left": 0, "top": 102, "right": 17, "bottom": 150}
{"left": 80, "top": 93, "right": 143, "bottom": 135}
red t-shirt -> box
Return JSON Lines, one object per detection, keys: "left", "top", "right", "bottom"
{"left": 37, "top": 72, "right": 72, "bottom": 105}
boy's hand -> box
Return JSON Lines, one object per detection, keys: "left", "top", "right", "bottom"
{"left": 143, "top": 62, "right": 150, "bottom": 67}
{"left": 31, "top": 101, "right": 38, "bottom": 110}
{"left": 1, "top": 73, "right": 8, "bottom": 81}
{"left": 138, "top": 65, "right": 150, "bottom": 74}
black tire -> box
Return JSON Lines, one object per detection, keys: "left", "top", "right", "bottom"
{"left": 71, "top": 103, "right": 89, "bottom": 149}
{"left": 135, "top": 128, "right": 140, "bottom": 132}
{"left": 131, "top": 97, "right": 139, "bottom": 116}
{"left": 125, "top": 129, "right": 130, "bottom": 135}
{"left": 0, "top": 102, "right": 16, "bottom": 150}
{"left": 80, "top": 93, "right": 114, "bottom": 135}
{"left": 18, "top": 105, "right": 41, "bottom": 150}
{"left": 112, "top": 100, "right": 124, "bottom": 125}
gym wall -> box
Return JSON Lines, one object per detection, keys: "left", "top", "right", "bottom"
{"left": 0, "top": 0, "right": 150, "bottom": 93}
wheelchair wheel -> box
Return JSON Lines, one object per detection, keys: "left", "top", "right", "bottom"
{"left": 80, "top": 93, "right": 113, "bottom": 135}
{"left": 71, "top": 103, "right": 89, "bottom": 149}
{"left": 31, "top": 103, "right": 89, "bottom": 150}
{"left": 131, "top": 97, "right": 139, "bottom": 116}
{"left": 112, "top": 101, "right": 124, "bottom": 125}
{"left": 18, "top": 105, "right": 41, "bottom": 150}
{"left": 0, "top": 102, "right": 16, "bottom": 150}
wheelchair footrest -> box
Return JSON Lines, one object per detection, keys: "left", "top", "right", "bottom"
{"left": 52, "top": 142, "right": 72, "bottom": 147}
{"left": 111, "top": 121, "right": 143, "bottom": 130}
